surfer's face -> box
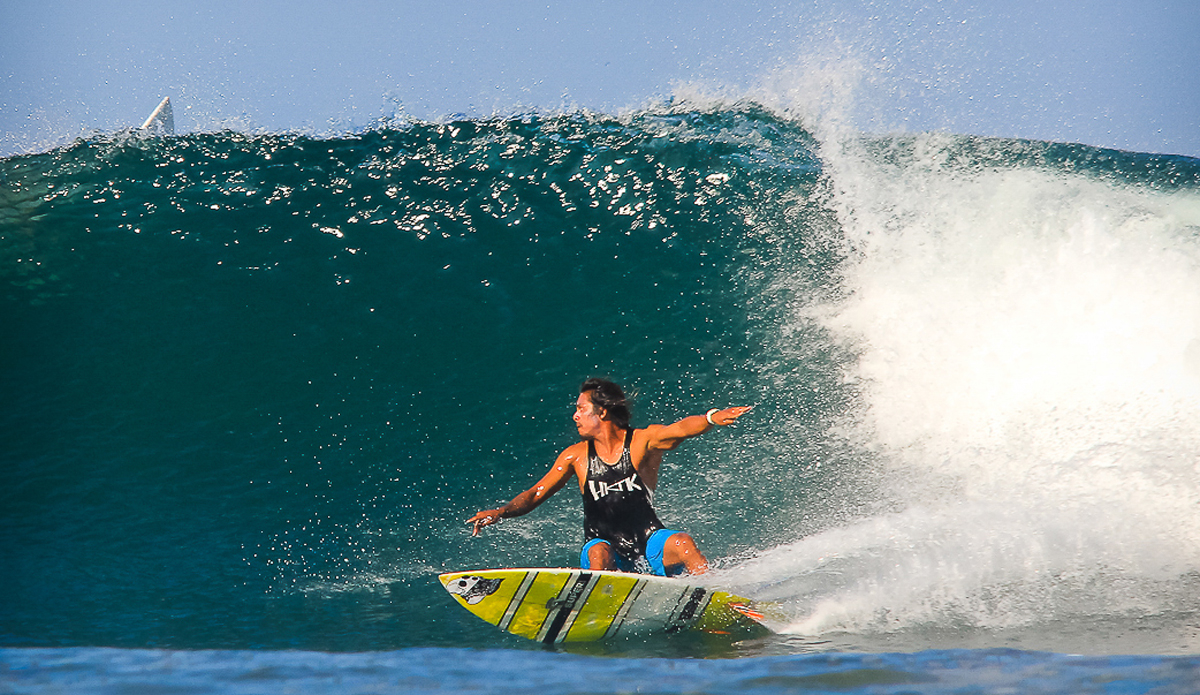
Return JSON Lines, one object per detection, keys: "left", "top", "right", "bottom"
{"left": 573, "top": 392, "right": 605, "bottom": 438}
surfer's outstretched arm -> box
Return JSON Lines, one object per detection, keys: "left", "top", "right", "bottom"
{"left": 645, "top": 406, "right": 753, "bottom": 451}
{"left": 466, "top": 446, "right": 580, "bottom": 536}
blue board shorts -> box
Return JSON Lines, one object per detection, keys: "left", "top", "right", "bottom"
{"left": 580, "top": 528, "right": 684, "bottom": 577}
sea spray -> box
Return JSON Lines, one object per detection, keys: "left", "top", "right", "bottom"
{"left": 727, "top": 127, "right": 1200, "bottom": 650}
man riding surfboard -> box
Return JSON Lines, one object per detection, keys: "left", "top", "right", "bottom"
{"left": 467, "top": 378, "right": 752, "bottom": 576}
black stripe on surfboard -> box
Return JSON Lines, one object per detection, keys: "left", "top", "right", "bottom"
{"left": 541, "top": 572, "right": 593, "bottom": 644}
{"left": 667, "top": 587, "right": 710, "bottom": 633}
{"left": 551, "top": 573, "right": 604, "bottom": 642}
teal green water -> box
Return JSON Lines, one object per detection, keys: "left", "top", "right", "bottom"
{"left": 3, "top": 106, "right": 1200, "bottom": 665}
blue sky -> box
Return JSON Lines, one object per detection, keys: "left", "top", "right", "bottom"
{"left": 2, "top": 0, "right": 1197, "bottom": 156}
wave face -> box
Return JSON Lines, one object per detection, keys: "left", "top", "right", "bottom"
{"left": 2, "top": 105, "right": 1199, "bottom": 655}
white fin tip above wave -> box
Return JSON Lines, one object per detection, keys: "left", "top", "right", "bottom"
{"left": 139, "top": 97, "right": 174, "bottom": 135}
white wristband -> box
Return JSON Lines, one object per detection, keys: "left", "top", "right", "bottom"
{"left": 706, "top": 408, "right": 720, "bottom": 425}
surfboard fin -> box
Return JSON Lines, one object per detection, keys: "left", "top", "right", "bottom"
{"left": 727, "top": 602, "right": 766, "bottom": 622}
{"left": 140, "top": 97, "right": 174, "bottom": 135}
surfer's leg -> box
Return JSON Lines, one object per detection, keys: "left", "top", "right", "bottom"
{"left": 649, "top": 530, "right": 708, "bottom": 576}
{"left": 581, "top": 539, "right": 620, "bottom": 570}
{"left": 646, "top": 529, "right": 709, "bottom": 576}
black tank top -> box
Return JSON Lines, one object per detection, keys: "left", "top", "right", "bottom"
{"left": 581, "top": 429, "right": 665, "bottom": 561}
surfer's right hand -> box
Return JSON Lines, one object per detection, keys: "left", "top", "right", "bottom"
{"left": 466, "top": 508, "right": 503, "bottom": 536}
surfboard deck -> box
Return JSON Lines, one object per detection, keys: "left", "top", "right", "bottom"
{"left": 439, "top": 567, "right": 772, "bottom": 643}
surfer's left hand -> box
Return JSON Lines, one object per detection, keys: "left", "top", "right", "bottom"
{"left": 709, "top": 405, "right": 753, "bottom": 426}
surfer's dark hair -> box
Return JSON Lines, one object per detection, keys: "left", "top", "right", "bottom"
{"left": 580, "top": 378, "right": 631, "bottom": 430}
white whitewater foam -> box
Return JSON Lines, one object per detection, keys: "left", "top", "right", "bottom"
{"left": 733, "top": 114, "right": 1200, "bottom": 643}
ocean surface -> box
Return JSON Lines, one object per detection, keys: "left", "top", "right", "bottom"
{"left": 3, "top": 103, "right": 1200, "bottom": 693}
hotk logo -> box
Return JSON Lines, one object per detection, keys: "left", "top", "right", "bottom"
{"left": 588, "top": 474, "right": 642, "bottom": 501}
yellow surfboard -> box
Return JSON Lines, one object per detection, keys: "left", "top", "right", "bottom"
{"left": 439, "top": 568, "right": 771, "bottom": 643}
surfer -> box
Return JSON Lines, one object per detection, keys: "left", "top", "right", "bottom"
{"left": 467, "top": 378, "right": 752, "bottom": 576}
